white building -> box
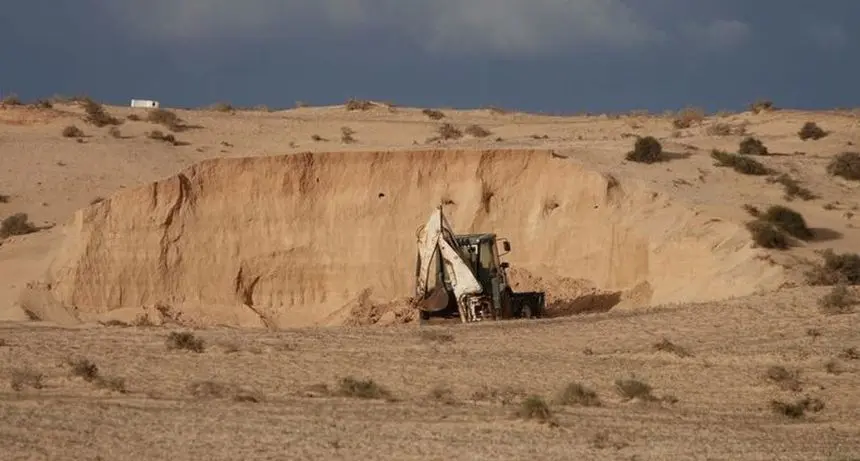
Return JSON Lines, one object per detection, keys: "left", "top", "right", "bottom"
{"left": 130, "top": 99, "right": 160, "bottom": 108}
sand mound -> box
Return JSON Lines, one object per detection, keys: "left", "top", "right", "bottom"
{"left": 25, "top": 148, "right": 786, "bottom": 327}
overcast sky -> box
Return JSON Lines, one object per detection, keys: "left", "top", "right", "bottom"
{"left": 1, "top": 1, "right": 857, "bottom": 113}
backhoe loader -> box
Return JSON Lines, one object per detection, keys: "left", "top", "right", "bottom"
{"left": 412, "top": 206, "right": 545, "bottom": 324}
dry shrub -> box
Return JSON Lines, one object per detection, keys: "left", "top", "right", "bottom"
{"left": 10, "top": 367, "right": 43, "bottom": 391}
{"left": 517, "top": 395, "right": 554, "bottom": 424}
{"left": 746, "top": 205, "right": 813, "bottom": 248}
{"left": 337, "top": 377, "right": 391, "bottom": 400}
{"left": 653, "top": 338, "right": 692, "bottom": 357}
{"left": 739, "top": 136, "right": 769, "bottom": 155}
{"left": 770, "top": 397, "right": 824, "bottom": 419}
{"left": 340, "top": 127, "right": 356, "bottom": 143}
{"left": 798, "top": 122, "right": 828, "bottom": 141}
{"left": 429, "top": 385, "right": 457, "bottom": 405}
{"left": 69, "top": 358, "right": 100, "bottom": 382}
{"left": 464, "top": 124, "right": 492, "bottom": 138}
{"left": 437, "top": 123, "right": 463, "bottom": 140}
{"left": 189, "top": 380, "right": 261, "bottom": 402}
{"left": 422, "top": 108, "right": 445, "bottom": 120}
{"left": 209, "top": 102, "right": 234, "bottom": 112}
{"left": 765, "top": 365, "right": 802, "bottom": 392}
{"left": 1, "top": 213, "right": 37, "bottom": 239}
{"left": 767, "top": 174, "right": 816, "bottom": 201}
{"left": 166, "top": 331, "right": 205, "bottom": 353}
{"left": 710, "top": 149, "right": 770, "bottom": 175}
{"left": 81, "top": 98, "right": 121, "bottom": 127}
{"left": 127, "top": 114, "right": 141, "bottom": 121}
{"left": 0, "top": 194, "right": 8, "bottom": 203}
{"left": 826, "top": 152, "right": 860, "bottom": 181}
{"left": 311, "top": 134, "right": 325, "bottom": 142}
{"left": 345, "top": 98, "right": 373, "bottom": 111}
{"left": 761, "top": 205, "right": 813, "bottom": 240}
{"left": 62, "top": 125, "right": 84, "bottom": 138}
{"left": 746, "top": 220, "right": 789, "bottom": 249}
{"left": 554, "top": 382, "right": 601, "bottom": 407}
{"left": 147, "top": 130, "right": 183, "bottom": 146}
{"left": 33, "top": 99, "right": 53, "bottom": 109}
{"left": 706, "top": 122, "right": 747, "bottom": 136}
{"left": 805, "top": 249, "right": 860, "bottom": 286}
{"left": 818, "top": 285, "right": 858, "bottom": 315}
{"left": 1, "top": 93, "right": 22, "bottom": 106}
{"left": 625, "top": 136, "right": 663, "bottom": 163}
{"left": 750, "top": 99, "right": 775, "bottom": 114}
{"left": 743, "top": 204, "right": 761, "bottom": 217}
{"left": 614, "top": 378, "right": 655, "bottom": 401}
{"left": 146, "top": 108, "right": 188, "bottom": 132}
{"left": 419, "top": 330, "right": 454, "bottom": 343}
{"left": 840, "top": 347, "right": 859, "bottom": 360}
{"left": 672, "top": 107, "right": 705, "bottom": 129}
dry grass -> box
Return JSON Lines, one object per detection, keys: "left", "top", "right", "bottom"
{"left": 1, "top": 293, "right": 858, "bottom": 460}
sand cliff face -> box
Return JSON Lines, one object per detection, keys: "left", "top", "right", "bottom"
{"left": 36, "top": 148, "right": 785, "bottom": 327}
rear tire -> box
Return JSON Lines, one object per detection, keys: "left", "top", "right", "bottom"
{"left": 520, "top": 304, "right": 533, "bottom": 319}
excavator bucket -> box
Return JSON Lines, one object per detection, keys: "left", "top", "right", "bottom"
{"left": 416, "top": 285, "right": 450, "bottom": 312}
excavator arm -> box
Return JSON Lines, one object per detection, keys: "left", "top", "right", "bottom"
{"left": 413, "top": 206, "right": 483, "bottom": 322}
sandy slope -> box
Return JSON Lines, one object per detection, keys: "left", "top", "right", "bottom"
{"left": 1, "top": 100, "right": 859, "bottom": 459}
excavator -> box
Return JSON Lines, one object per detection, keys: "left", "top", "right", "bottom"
{"left": 412, "top": 206, "right": 545, "bottom": 324}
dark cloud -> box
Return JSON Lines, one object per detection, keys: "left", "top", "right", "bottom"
{"left": 0, "top": 1, "right": 857, "bottom": 112}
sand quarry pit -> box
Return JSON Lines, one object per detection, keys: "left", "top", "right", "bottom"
{"left": 18, "top": 148, "right": 786, "bottom": 328}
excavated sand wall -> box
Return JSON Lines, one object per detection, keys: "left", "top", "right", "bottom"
{"left": 38, "top": 149, "right": 784, "bottom": 327}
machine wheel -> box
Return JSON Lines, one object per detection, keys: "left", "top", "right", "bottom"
{"left": 520, "top": 304, "right": 533, "bottom": 319}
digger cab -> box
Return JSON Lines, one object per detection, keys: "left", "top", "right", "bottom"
{"left": 450, "top": 233, "right": 512, "bottom": 296}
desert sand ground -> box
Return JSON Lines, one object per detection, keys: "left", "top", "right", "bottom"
{"left": 1, "top": 98, "right": 859, "bottom": 460}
